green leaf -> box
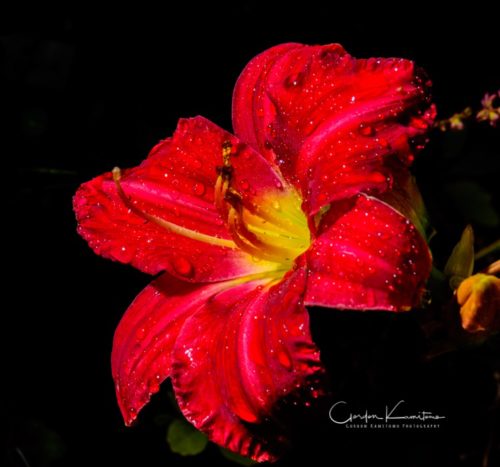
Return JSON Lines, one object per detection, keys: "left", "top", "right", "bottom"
{"left": 444, "top": 181, "right": 500, "bottom": 228}
{"left": 220, "top": 447, "right": 257, "bottom": 465}
{"left": 166, "top": 418, "right": 208, "bottom": 456}
{"left": 444, "top": 225, "right": 474, "bottom": 289}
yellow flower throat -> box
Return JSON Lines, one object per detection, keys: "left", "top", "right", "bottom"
{"left": 112, "top": 141, "right": 311, "bottom": 274}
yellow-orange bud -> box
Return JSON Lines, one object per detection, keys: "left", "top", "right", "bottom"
{"left": 457, "top": 274, "right": 500, "bottom": 333}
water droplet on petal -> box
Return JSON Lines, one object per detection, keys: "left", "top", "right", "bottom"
{"left": 173, "top": 257, "right": 194, "bottom": 277}
{"left": 171, "top": 179, "right": 180, "bottom": 199}
{"left": 277, "top": 349, "right": 293, "bottom": 369}
{"left": 115, "top": 245, "right": 135, "bottom": 263}
{"left": 284, "top": 71, "right": 305, "bottom": 88}
{"left": 192, "top": 182, "right": 205, "bottom": 196}
{"left": 377, "top": 137, "right": 390, "bottom": 149}
{"left": 358, "top": 123, "right": 376, "bottom": 136}
{"left": 240, "top": 179, "right": 250, "bottom": 190}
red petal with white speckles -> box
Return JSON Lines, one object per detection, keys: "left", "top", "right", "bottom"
{"left": 304, "top": 195, "right": 432, "bottom": 311}
{"left": 233, "top": 43, "right": 435, "bottom": 214}
{"left": 112, "top": 274, "right": 238, "bottom": 426}
{"left": 172, "top": 269, "right": 323, "bottom": 462}
{"left": 231, "top": 42, "right": 302, "bottom": 161}
{"left": 73, "top": 116, "right": 279, "bottom": 281}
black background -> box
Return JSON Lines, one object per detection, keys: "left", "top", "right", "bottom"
{"left": 3, "top": 4, "right": 500, "bottom": 467}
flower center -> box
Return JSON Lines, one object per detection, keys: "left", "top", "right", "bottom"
{"left": 215, "top": 141, "right": 311, "bottom": 271}
{"left": 112, "top": 142, "right": 311, "bottom": 278}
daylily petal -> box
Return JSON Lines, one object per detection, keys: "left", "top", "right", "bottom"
{"left": 74, "top": 116, "right": 280, "bottom": 281}
{"left": 377, "top": 167, "right": 431, "bottom": 238}
{"left": 112, "top": 274, "right": 237, "bottom": 425}
{"left": 172, "top": 268, "right": 323, "bottom": 462}
{"left": 305, "top": 195, "right": 432, "bottom": 311}
{"left": 232, "top": 42, "right": 302, "bottom": 161}
{"left": 233, "top": 43, "right": 435, "bottom": 214}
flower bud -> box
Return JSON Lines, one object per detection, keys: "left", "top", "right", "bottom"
{"left": 457, "top": 273, "right": 500, "bottom": 333}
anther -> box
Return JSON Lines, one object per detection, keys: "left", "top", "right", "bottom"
{"left": 222, "top": 140, "right": 233, "bottom": 167}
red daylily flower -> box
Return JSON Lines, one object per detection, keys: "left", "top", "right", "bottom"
{"left": 74, "top": 43, "right": 435, "bottom": 462}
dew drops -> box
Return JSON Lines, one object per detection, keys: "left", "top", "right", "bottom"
{"left": 284, "top": 71, "right": 305, "bottom": 89}
{"left": 192, "top": 182, "right": 205, "bottom": 196}
{"left": 272, "top": 201, "right": 281, "bottom": 211}
{"left": 377, "top": 137, "right": 390, "bottom": 149}
{"left": 115, "top": 245, "right": 135, "bottom": 263}
{"left": 192, "top": 159, "right": 202, "bottom": 169}
{"left": 277, "top": 350, "right": 293, "bottom": 370}
{"left": 240, "top": 179, "right": 250, "bottom": 190}
{"left": 173, "top": 256, "right": 194, "bottom": 277}
{"left": 358, "top": 123, "right": 376, "bottom": 136}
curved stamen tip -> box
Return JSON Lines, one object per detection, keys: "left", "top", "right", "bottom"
{"left": 112, "top": 166, "right": 122, "bottom": 182}
{"left": 222, "top": 140, "right": 233, "bottom": 167}
{"left": 111, "top": 165, "right": 237, "bottom": 249}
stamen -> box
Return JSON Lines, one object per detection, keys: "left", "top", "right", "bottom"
{"left": 228, "top": 207, "right": 286, "bottom": 263}
{"left": 228, "top": 205, "right": 299, "bottom": 262}
{"left": 214, "top": 141, "right": 235, "bottom": 211}
{"left": 213, "top": 141, "right": 310, "bottom": 266}
{"left": 222, "top": 140, "right": 233, "bottom": 166}
{"left": 250, "top": 202, "right": 308, "bottom": 236}
{"left": 112, "top": 167, "right": 236, "bottom": 249}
